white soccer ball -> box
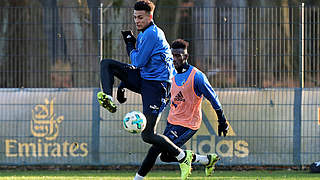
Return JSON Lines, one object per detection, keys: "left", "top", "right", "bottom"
{"left": 123, "top": 111, "right": 147, "bottom": 133}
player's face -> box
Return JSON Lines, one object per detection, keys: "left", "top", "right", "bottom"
{"left": 173, "top": 53, "right": 188, "bottom": 70}
{"left": 133, "top": 10, "right": 152, "bottom": 31}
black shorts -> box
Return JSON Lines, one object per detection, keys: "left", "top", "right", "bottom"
{"left": 123, "top": 68, "right": 170, "bottom": 116}
{"left": 163, "top": 122, "right": 197, "bottom": 147}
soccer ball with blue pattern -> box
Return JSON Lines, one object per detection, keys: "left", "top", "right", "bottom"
{"left": 123, "top": 111, "right": 146, "bottom": 133}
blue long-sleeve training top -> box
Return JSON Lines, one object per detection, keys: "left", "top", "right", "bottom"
{"left": 130, "top": 22, "right": 174, "bottom": 82}
{"left": 173, "top": 65, "right": 222, "bottom": 110}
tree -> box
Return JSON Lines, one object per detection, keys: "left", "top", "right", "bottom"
{"left": 0, "top": 0, "right": 10, "bottom": 87}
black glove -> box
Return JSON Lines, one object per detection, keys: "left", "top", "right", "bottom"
{"left": 117, "top": 82, "right": 127, "bottom": 104}
{"left": 121, "top": 30, "right": 136, "bottom": 45}
{"left": 121, "top": 30, "right": 136, "bottom": 56}
{"left": 216, "top": 109, "right": 229, "bottom": 136}
{"left": 218, "top": 122, "right": 229, "bottom": 137}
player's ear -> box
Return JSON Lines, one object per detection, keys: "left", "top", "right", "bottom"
{"left": 184, "top": 54, "right": 189, "bottom": 60}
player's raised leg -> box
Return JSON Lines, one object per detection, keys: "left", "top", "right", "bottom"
{"left": 98, "top": 59, "right": 137, "bottom": 113}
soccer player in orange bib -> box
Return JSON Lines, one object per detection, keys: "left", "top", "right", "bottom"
{"left": 134, "top": 39, "right": 229, "bottom": 180}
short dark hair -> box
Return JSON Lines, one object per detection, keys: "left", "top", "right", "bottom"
{"left": 171, "top": 39, "right": 189, "bottom": 50}
{"left": 134, "top": 0, "right": 155, "bottom": 14}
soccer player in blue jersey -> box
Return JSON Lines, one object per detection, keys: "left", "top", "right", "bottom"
{"left": 133, "top": 39, "right": 229, "bottom": 179}
{"left": 97, "top": 1, "right": 193, "bottom": 179}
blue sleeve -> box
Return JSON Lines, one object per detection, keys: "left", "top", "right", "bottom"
{"left": 130, "top": 31, "right": 156, "bottom": 68}
{"left": 194, "top": 71, "right": 222, "bottom": 110}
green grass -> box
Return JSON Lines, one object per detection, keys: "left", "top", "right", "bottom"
{"left": 0, "top": 170, "right": 318, "bottom": 180}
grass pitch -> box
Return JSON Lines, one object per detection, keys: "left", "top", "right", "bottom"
{"left": 0, "top": 169, "right": 319, "bottom": 180}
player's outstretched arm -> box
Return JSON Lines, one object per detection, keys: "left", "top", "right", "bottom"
{"left": 193, "top": 71, "right": 229, "bottom": 136}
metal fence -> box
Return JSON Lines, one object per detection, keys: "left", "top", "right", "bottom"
{"left": 1, "top": 5, "right": 320, "bottom": 88}
{"left": 0, "top": 5, "right": 319, "bottom": 166}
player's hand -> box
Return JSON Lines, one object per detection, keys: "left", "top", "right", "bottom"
{"left": 121, "top": 30, "right": 136, "bottom": 45}
{"left": 218, "top": 122, "right": 229, "bottom": 137}
{"left": 117, "top": 82, "right": 127, "bottom": 104}
{"left": 216, "top": 109, "right": 228, "bottom": 136}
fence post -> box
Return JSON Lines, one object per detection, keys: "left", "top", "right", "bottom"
{"left": 91, "top": 4, "right": 103, "bottom": 164}
{"left": 300, "top": 3, "right": 305, "bottom": 88}
{"left": 99, "top": 3, "right": 103, "bottom": 62}
{"left": 293, "top": 88, "right": 302, "bottom": 166}
{"left": 293, "top": 3, "right": 305, "bottom": 166}
{"left": 92, "top": 88, "right": 101, "bottom": 164}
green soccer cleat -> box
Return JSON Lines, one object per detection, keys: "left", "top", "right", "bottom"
{"left": 97, "top": 91, "right": 117, "bottom": 113}
{"left": 205, "top": 153, "right": 220, "bottom": 176}
{"left": 179, "top": 150, "right": 193, "bottom": 180}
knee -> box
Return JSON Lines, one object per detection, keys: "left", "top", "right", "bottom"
{"left": 100, "top": 59, "right": 114, "bottom": 69}
{"left": 141, "top": 130, "right": 155, "bottom": 144}
{"left": 100, "top": 59, "right": 109, "bottom": 68}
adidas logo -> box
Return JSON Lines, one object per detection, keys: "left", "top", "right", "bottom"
{"left": 174, "top": 91, "right": 185, "bottom": 102}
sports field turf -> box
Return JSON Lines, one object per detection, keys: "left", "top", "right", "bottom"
{"left": 0, "top": 170, "right": 319, "bottom": 180}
